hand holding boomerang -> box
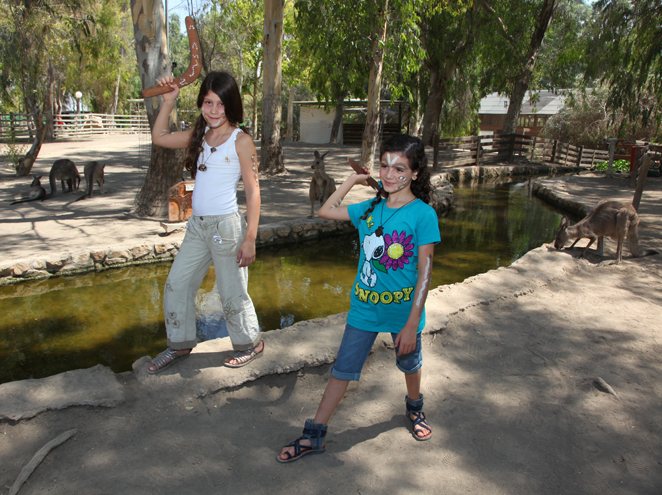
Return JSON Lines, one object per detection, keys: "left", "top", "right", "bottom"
{"left": 348, "top": 158, "right": 387, "bottom": 197}
{"left": 142, "top": 17, "right": 202, "bottom": 98}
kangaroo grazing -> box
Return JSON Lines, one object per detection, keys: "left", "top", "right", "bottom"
{"left": 554, "top": 200, "right": 641, "bottom": 263}
{"left": 308, "top": 150, "right": 336, "bottom": 217}
{"left": 10, "top": 175, "right": 46, "bottom": 204}
{"left": 49, "top": 159, "right": 80, "bottom": 195}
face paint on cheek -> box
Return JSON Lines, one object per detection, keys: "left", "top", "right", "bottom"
{"left": 398, "top": 176, "right": 406, "bottom": 182}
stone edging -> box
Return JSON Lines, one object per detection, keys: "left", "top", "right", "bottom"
{"left": 0, "top": 218, "right": 355, "bottom": 286}
{"left": 0, "top": 161, "right": 575, "bottom": 286}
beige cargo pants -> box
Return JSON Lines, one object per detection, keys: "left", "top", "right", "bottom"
{"left": 163, "top": 212, "right": 261, "bottom": 351}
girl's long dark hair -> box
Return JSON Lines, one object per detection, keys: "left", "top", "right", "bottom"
{"left": 360, "top": 134, "right": 432, "bottom": 220}
{"left": 184, "top": 71, "right": 245, "bottom": 179}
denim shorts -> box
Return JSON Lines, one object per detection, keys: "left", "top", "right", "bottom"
{"left": 331, "top": 323, "right": 423, "bottom": 381}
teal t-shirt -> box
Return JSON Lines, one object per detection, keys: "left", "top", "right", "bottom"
{"left": 347, "top": 197, "right": 441, "bottom": 333}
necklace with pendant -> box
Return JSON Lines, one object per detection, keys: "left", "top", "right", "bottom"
{"left": 197, "top": 145, "right": 216, "bottom": 172}
{"left": 375, "top": 197, "right": 417, "bottom": 237}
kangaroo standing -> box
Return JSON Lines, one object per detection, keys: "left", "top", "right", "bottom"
{"left": 553, "top": 200, "right": 640, "bottom": 263}
{"left": 83, "top": 161, "right": 105, "bottom": 197}
{"left": 10, "top": 175, "right": 46, "bottom": 204}
{"left": 308, "top": 151, "right": 336, "bottom": 218}
{"left": 49, "top": 159, "right": 80, "bottom": 195}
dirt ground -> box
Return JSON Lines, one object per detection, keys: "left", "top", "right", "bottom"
{"left": 1, "top": 135, "right": 661, "bottom": 495}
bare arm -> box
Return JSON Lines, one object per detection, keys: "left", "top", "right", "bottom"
{"left": 318, "top": 172, "right": 372, "bottom": 221}
{"left": 236, "top": 132, "right": 261, "bottom": 267}
{"left": 150, "top": 78, "right": 193, "bottom": 149}
{"left": 394, "top": 243, "right": 435, "bottom": 356}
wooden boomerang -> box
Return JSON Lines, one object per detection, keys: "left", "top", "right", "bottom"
{"left": 349, "top": 158, "right": 387, "bottom": 197}
{"left": 142, "top": 16, "right": 202, "bottom": 98}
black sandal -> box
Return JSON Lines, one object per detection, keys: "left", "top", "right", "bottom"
{"left": 406, "top": 394, "right": 432, "bottom": 441}
{"left": 276, "top": 419, "right": 327, "bottom": 463}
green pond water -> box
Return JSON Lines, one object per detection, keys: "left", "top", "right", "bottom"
{"left": 0, "top": 179, "right": 562, "bottom": 383}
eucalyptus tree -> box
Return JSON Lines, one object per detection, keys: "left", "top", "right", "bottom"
{"left": 65, "top": 0, "right": 136, "bottom": 114}
{"left": 585, "top": 0, "right": 661, "bottom": 139}
{"left": 130, "top": 0, "right": 185, "bottom": 217}
{"left": 477, "top": 0, "right": 558, "bottom": 135}
{"left": 534, "top": 0, "right": 591, "bottom": 90}
{"left": 417, "top": 1, "right": 480, "bottom": 144}
{"left": 294, "top": 0, "right": 423, "bottom": 170}
{"left": 1, "top": 0, "right": 96, "bottom": 176}
{"left": 261, "top": 0, "right": 284, "bottom": 174}
{"left": 293, "top": 0, "right": 374, "bottom": 144}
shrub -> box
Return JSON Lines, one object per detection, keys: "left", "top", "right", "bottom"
{"left": 594, "top": 159, "right": 630, "bottom": 173}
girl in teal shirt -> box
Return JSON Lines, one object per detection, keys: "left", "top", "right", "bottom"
{"left": 277, "top": 134, "right": 441, "bottom": 463}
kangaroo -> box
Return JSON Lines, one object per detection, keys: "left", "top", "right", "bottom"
{"left": 49, "top": 159, "right": 80, "bottom": 195}
{"left": 10, "top": 175, "right": 46, "bottom": 204}
{"left": 554, "top": 200, "right": 641, "bottom": 263}
{"left": 308, "top": 150, "right": 336, "bottom": 217}
{"left": 82, "top": 161, "right": 105, "bottom": 197}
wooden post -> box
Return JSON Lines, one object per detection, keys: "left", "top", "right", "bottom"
{"left": 632, "top": 149, "right": 651, "bottom": 211}
{"left": 530, "top": 136, "right": 537, "bottom": 161}
{"left": 432, "top": 128, "right": 440, "bottom": 170}
{"left": 606, "top": 137, "right": 617, "bottom": 177}
{"left": 550, "top": 139, "right": 557, "bottom": 163}
{"left": 475, "top": 135, "right": 481, "bottom": 166}
{"left": 577, "top": 145, "right": 584, "bottom": 167}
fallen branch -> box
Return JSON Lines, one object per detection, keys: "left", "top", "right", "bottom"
{"left": 9, "top": 428, "right": 77, "bottom": 495}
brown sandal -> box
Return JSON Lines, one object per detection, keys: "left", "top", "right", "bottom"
{"left": 147, "top": 348, "right": 192, "bottom": 374}
{"left": 224, "top": 340, "right": 265, "bottom": 368}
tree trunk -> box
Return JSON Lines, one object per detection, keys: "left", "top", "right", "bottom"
{"left": 285, "top": 87, "right": 294, "bottom": 141}
{"left": 329, "top": 95, "right": 344, "bottom": 144}
{"left": 112, "top": 70, "right": 120, "bottom": 115}
{"left": 130, "top": 0, "right": 183, "bottom": 218}
{"left": 252, "top": 62, "right": 260, "bottom": 137}
{"left": 260, "top": 0, "right": 285, "bottom": 174}
{"left": 17, "top": 64, "right": 54, "bottom": 176}
{"left": 502, "top": 0, "right": 556, "bottom": 134}
{"left": 359, "top": 0, "right": 389, "bottom": 172}
{"left": 421, "top": 67, "right": 445, "bottom": 145}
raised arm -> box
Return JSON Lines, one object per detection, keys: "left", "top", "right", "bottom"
{"left": 318, "top": 171, "right": 372, "bottom": 221}
{"left": 150, "top": 77, "right": 193, "bottom": 149}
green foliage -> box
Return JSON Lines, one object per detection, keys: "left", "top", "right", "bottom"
{"left": 594, "top": 159, "right": 630, "bottom": 173}
{"left": 535, "top": 1, "right": 591, "bottom": 89}
{"left": 293, "top": 0, "right": 376, "bottom": 103}
{"left": 67, "top": 1, "right": 138, "bottom": 112}
{"left": 1, "top": 131, "right": 28, "bottom": 171}
{"left": 585, "top": 0, "right": 661, "bottom": 139}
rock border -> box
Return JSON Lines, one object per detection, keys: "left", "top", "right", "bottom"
{"left": 0, "top": 161, "right": 573, "bottom": 286}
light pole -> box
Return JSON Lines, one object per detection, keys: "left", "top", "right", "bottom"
{"left": 74, "top": 91, "right": 82, "bottom": 113}
{"left": 75, "top": 91, "right": 82, "bottom": 128}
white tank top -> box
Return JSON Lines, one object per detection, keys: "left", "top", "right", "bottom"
{"left": 192, "top": 127, "right": 242, "bottom": 216}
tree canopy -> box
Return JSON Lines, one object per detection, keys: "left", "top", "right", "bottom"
{"left": 3, "top": 0, "right": 661, "bottom": 210}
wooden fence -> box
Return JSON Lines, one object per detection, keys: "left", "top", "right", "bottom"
{"left": 2, "top": 112, "right": 660, "bottom": 173}
{"left": 0, "top": 112, "right": 149, "bottom": 141}
{"left": 432, "top": 133, "right": 661, "bottom": 171}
